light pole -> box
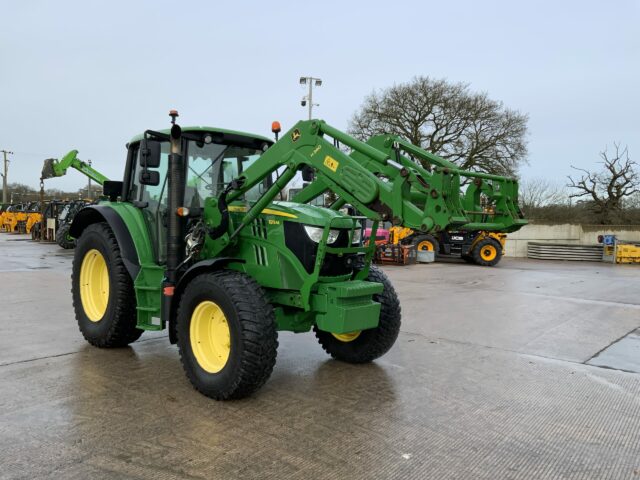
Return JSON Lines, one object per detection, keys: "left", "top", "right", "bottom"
{"left": 1, "top": 149, "right": 14, "bottom": 204}
{"left": 299, "top": 76, "right": 322, "bottom": 120}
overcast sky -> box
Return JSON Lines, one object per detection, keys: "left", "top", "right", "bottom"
{"left": 1, "top": 0, "right": 638, "bottom": 192}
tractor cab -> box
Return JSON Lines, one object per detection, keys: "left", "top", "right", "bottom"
{"left": 122, "top": 127, "right": 276, "bottom": 263}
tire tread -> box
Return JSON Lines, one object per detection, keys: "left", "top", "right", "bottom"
{"left": 176, "top": 270, "right": 278, "bottom": 400}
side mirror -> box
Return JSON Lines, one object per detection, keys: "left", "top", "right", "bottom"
{"left": 301, "top": 165, "right": 315, "bottom": 182}
{"left": 140, "top": 139, "right": 161, "bottom": 168}
{"left": 139, "top": 170, "right": 160, "bottom": 186}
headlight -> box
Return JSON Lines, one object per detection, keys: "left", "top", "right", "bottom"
{"left": 351, "top": 228, "right": 362, "bottom": 244}
{"left": 304, "top": 225, "right": 340, "bottom": 244}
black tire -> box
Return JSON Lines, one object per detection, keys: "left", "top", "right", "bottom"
{"left": 471, "top": 237, "right": 502, "bottom": 266}
{"left": 314, "top": 265, "right": 401, "bottom": 363}
{"left": 72, "top": 222, "right": 143, "bottom": 347}
{"left": 56, "top": 223, "right": 76, "bottom": 249}
{"left": 410, "top": 234, "right": 440, "bottom": 254}
{"left": 31, "top": 223, "right": 41, "bottom": 241}
{"left": 176, "top": 271, "right": 278, "bottom": 400}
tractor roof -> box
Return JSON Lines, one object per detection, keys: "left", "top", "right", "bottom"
{"left": 128, "top": 126, "right": 273, "bottom": 145}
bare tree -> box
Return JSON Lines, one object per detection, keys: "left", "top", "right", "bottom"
{"left": 519, "top": 178, "right": 568, "bottom": 210}
{"left": 626, "top": 191, "right": 640, "bottom": 209}
{"left": 567, "top": 144, "right": 639, "bottom": 219}
{"left": 348, "top": 76, "right": 529, "bottom": 177}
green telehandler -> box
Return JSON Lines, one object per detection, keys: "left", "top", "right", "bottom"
{"left": 41, "top": 150, "right": 109, "bottom": 248}
{"left": 64, "top": 111, "right": 525, "bottom": 400}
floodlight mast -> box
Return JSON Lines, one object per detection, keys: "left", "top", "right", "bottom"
{"left": 299, "top": 76, "right": 322, "bottom": 119}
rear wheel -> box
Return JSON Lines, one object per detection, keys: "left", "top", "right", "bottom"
{"left": 56, "top": 223, "right": 76, "bottom": 249}
{"left": 177, "top": 271, "right": 278, "bottom": 400}
{"left": 471, "top": 237, "right": 502, "bottom": 266}
{"left": 72, "top": 222, "right": 143, "bottom": 347}
{"left": 314, "top": 265, "right": 401, "bottom": 363}
{"left": 411, "top": 234, "right": 439, "bottom": 254}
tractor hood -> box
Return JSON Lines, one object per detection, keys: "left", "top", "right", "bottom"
{"left": 229, "top": 201, "right": 355, "bottom": 229}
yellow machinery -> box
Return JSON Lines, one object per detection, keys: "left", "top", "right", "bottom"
{"left": 600, "top": 235, "right": 640, "bottom": 264}
{"left": 0, "top": 211, "right": 8, "bottom": 231}
{"left": 1, "top": 206, "right": 19, "bottom": 232}
{"left": 616, "top": 244, "right": 640, "bottom": 264}
{"left": 1, "top": 203, "right": 41, "bottom": 233}
{"left": 25, "top": 212, "right": 42, "bottom": 234}
{"left": 388, "top": 226, "right": 507, "bottom": 266}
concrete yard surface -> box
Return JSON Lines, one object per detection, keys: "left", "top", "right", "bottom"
{"left": 1, "top": 234, "right": 640, "bottom": 479}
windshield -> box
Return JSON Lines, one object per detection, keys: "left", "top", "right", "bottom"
{"left": 185, "top": 141, "right": 268, "bottom": 209}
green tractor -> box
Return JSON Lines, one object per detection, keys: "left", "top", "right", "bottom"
{"left": 61, "top": 111, "right": 525, "bottom": 400}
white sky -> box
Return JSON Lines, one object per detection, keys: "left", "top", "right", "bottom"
{"left": 1, "top": 0, "right": 638, "bottom": 191}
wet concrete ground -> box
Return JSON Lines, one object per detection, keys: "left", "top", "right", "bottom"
{"left": 1, "top": 234, "right": 639, "bottom": 479}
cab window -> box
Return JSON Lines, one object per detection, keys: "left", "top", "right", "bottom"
{"left": 185, "top": 142, "right": 269, "bottom": 208}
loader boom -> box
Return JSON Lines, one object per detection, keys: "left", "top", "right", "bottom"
{"left": 223, "top": 120, "right": 459, "bottom": 242}
{"left": 41, "top": 150, "right": 109, "bottom": 185}
{"left": 219, "top": 119, "right": 525, "bottom": 259}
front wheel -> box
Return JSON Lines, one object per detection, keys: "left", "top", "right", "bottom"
{"left": 176, "top": 271, "right": 278, "bottom": 400}
{"left": 314, "top": 265, "right": 401, "bottom": 363}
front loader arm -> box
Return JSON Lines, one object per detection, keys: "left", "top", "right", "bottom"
{"left": 41, "top": 150, "right": 109, "bottom": 185}
{"left": 226, "top": 120, "right": 457, "bottom": 239}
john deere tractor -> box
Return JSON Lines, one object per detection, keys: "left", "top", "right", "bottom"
{"left": 60, "top": 112, "right": 525, "bottom": 400}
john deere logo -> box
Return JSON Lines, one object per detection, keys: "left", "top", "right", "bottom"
{"left": 291, "top": 129, "right": 301, "bottom": 142}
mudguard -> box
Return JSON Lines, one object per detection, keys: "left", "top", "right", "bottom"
{"left": 168, "top": 257, "right": 245, "bottom": 344}
{"left": 69, "top": 205, "right": 140, "bottom": 279}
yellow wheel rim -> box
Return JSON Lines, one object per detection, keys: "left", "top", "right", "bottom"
{"left": 332, "top": 331, "right": 361, "bottom": 342}
{"left": 79, "top": 249, "right": 110, "bottom": 322}
{"left": 480, "top": 244, "right": 498, "bottom": 261}
{"left": 417, "top": 240, "right": 434, "bottom": 251}
{"left": 190, "top": 300, "right": 231, "bottom": 373}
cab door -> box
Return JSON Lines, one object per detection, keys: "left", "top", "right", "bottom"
{"left": 126, "top": 141, "right": 171, "bottom": 264}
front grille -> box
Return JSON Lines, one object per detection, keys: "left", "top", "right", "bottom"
{"left": 251, "top": 217, "right": 268, "bottom": 239}
{"left": 253, "top": 244, "right": 268, "bottom": 266}
{"left": 283, "top": 222, "right": 355, "bottom": 276}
